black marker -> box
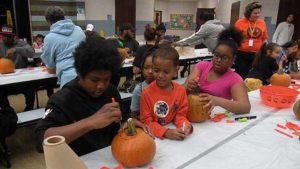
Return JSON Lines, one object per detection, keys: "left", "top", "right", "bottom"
{"left": 234, "top": 116, "right": 257, "bottom": 121}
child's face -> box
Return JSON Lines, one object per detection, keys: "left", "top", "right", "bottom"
{"left": 286, "top": 45, "right": 298, "bottom": 55}
{"left": 143, "top": 56, "right": 154, "bottom": 84}
{"left": 270, "top": 47, "right": 281, "bottom": 59}
{"left": 212, "top": 44, "right": 234, "bottom": 73}
{"left": 152, "top": 57, "right": 178, "bottom": 90}
{"left": 36, "top": 37, "right": 43, "bottom": 46}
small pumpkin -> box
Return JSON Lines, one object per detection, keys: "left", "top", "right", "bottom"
{"left": 270, "top": 68, "right": 291, "bottom": 87}
{"left": 244, "top": 78, "right": 263, "bottom": 92}
{"left": 293, "top": 99, "right": 300, "bottom": 120}
{"left": 111, "top": 118, "right": 156, "bottom": 168}
{"left": 0, "top": 57, "right": 15, "bottom": 74}
{"left": 187, "top": 94, "right": 211, "bottom": 122}
{"left": 117, "top": 48, "right": 130, "bottom": 60}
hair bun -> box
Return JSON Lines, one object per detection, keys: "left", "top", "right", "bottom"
{"left": 218, "top": 26, "right": 243, "bottom": 47}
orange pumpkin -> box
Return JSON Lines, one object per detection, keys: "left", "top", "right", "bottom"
{"left": 111, "top": 118, "right": 156, "bottom": 168}
{"left": 187, "top": 94, "right": 211, "bottom": 122}
{"left": 0, "top": 57, "right": 15, "bottom": 74}
{"left": 270, "top": 69, "right": 291, "bottom": 87}
{"left": 293, "top": 99, "right": 300, "bottom": 120}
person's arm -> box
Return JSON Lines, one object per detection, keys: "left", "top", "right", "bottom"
{"left": 173, "top": 88, "right": 192, "bottom": 135}
{"left": 130, "top": 84, "right": 142, "bottom": 118}
{"left": 7, "top": 42, "right": 35, "bottom": 58}
{"left": 289, "top": 25, "right": 294, "bottom": 41}
{"left": 44, "top": 102, "right": 122, "bottom": 143}
{"left": 140, "top": 91, "right": 168, "bottom": 139}
{"left": 40, "top": 37, "right": 56, "bottom": 73}
{"left": 272, "top": 25, "right": 280, "bottom": 44}
{"left": 200, "top": 82, "right": 250, "bottom": 114}
{"left": 176, "top": 25, "right": 209, "bottom": 46}
{"left": 262, "top": 21, "right": 268, "bottom": 43}
{"left": 183, "top": 65, "right": 200, "bottom": 93}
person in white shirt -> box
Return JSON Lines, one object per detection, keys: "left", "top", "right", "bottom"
{"left": 272, "top": 14, "right": 294, "bottom": 46}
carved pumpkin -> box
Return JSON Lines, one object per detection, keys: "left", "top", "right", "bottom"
{"left": 187, "top": 94, "right": 211, "bottom": 122}
{"left": 111, "top": 118, "right": 156, "bottom": 168}
{"left": 293, "top": 99, "right": 300, "bottom": 120}
{"left": 270, "top": 69, "right": 291, "bottom": 87}
{"left": 0, "top": 57, "right": 15, "bottom": 74}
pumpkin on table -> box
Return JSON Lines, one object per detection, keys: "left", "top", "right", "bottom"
{"left": 187, "top": 94, "right": 211, "bottom": 122}
{"left": 111, "top": 118, "right": 156, "bottom": 168}
{"left": 0, "top": 57, "right": 15, "bottom": 74}
{"left": 270, "top": 68, "right": 291, "bottom": 87}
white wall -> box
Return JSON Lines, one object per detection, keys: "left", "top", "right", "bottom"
{"left": 136, "top": 0, "right": 155, "bottom": 21}
{"left": 155, "top": 0, "right": 198, "bottom": 38}
{"left": 85, "top": 0, "right": 115, "bottom": 20}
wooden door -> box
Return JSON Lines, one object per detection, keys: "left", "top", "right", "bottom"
{"left": 14, "top": 0, "right": 31, "bottom": 41}
{"left": 277, "top": 0, "right": 300, "bottom": 39}
{"left": 230, "top": 1, "right": 240, "bottom": 26}
{"left": 115, "top": 0, "right": 136, "bottom": 34}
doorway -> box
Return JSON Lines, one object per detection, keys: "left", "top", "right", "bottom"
{"left": 115, "top": 0, "right": 136, "bottom": 34}
{"left": 277, "top": 0, "right": 300, "bottom": 39}
{"left": 230, "top": 1, "right": 240, "bottom": 26}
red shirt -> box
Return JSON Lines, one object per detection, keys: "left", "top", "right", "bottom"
{"left": 140, "top": 81, "right": 190, "bottom": 139}
{"left": 235, "top": 18, "right": 268, "bottom": 53}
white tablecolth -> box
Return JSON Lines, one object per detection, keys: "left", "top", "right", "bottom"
{"left": 80, "top": 91, "right": 300, "bottom": 169}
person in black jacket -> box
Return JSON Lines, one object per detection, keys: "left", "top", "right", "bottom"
{"left": 35, "top": 37, "right": 148, "bottom": 156}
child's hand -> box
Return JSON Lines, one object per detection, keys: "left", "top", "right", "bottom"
{"left": 164, "top": 128, "right": 186, "bottom": 140}
{"left": 182, "top": 124, "right": 192, "bottom": 135}
{"left": 199, "top": 93, "right": 215, "bottom": 113}
{"left": 186, "top": 77, "right": 199, "bottom": 93}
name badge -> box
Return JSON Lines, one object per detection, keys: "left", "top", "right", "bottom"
{"left": 248, "top": 38, "right": 254, "bottom": 47}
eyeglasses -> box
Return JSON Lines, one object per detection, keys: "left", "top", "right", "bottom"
{"left": 213, "top": 52, "right": 231, "bottom": 62}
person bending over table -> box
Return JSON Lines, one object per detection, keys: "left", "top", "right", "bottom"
{"left": 35, "top": 37, "right": 148, "bottom": 156}
{"left": 183, "top": 27, "right": 250, "bottom": 114}
{"left": 0, "top": 25, "right": 36, "bottom": 111}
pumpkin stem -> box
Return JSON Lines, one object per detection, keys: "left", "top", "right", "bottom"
{"left": 127, "top": 118, "right": 136, "bottom": 136}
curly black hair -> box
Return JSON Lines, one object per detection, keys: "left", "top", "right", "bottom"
{"left": 74, "top": 37, "right": 122, "bottom": 78}
{"left": 216, "top": 26, "right": 243, "bottom": 56}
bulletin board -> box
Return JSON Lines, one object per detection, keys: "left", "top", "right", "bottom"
{"left": 170, "top": 14, "right": 193, "bottom": 30}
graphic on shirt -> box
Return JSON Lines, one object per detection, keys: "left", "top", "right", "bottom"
{"left": 154, "top": 101, "right": 169, "bottom": 118}
{"left": 246, "top": 27, "right": 262, "bottom": 38}
{"left": 43, "top": 109, "right": 52, "bottom": 119}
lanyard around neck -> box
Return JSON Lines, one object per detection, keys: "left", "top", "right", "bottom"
{"left": 248, "top": 21, "right": 257, "bottom": 38}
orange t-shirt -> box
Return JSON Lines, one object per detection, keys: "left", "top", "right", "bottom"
{"left": 140, "top": 81, "right": 190, "bottom": 139}
{"left": 235, "top": 18, "right": 268, "bottom": 53}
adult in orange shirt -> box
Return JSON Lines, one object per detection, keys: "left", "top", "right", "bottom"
{"left": 140, "top": 44, "right": 192, "bottom": 140}
{"left": 234, "top": 2, "right": 268, "bottom": 79}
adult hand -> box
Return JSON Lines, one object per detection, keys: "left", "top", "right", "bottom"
{"left": 87, "top": 102, "right": 122, "bottom": 130}
{"left": 199, "top": 93, "right": 215, "bottom": 113}
{"left": 6, "top": 48, "right": 16, "bottom": 57}
{"left": 164, "top": 128, "right": 186, "bottom": 140}
{"left": 132, "top": 66, "right": 141, "bottom": 74}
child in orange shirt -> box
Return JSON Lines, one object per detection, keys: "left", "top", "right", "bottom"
{"left": 140, "top": 44, "right": 192, "bottom": 140}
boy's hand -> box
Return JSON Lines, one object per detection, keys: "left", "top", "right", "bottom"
{"left": 86, "top": 102, "right": 122, "bottom": 129}
{"left": 182, "top": 124, "right": 192, "bottom": 135}
{"left": 164, "top": 128, "right": 186, "bottom": 140}
{"left": 119, "top": 118, "right": 154, "bottom": 139}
